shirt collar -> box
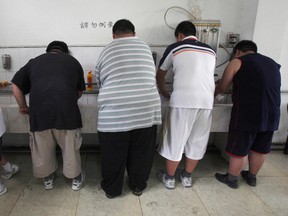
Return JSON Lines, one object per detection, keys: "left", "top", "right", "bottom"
{"left": 114, "top": 36, "right": 138, "bottom": 41}
{"left": 182, "top": 36, "right": 198, "bottom": 41}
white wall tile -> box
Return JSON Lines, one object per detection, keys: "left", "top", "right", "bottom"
{"left": 18, "top": 48, "right": 36, "bottom": 69}
{"left": 0, "top": 96, "right": 11, "bottom": 105}
{"left": 0, "top": 72, "right": 7, "bottom": 81}
{"left": 79, "top": 105, "right": 98, "bottom": 133}
{"left": 69, "top": 47, "right": 82, "bottom": 64}
{"left": 87, "top": 94, "right": 97, "bottom": 105}
{"left": 78, "top": 95, "right": 88, "bottom": 105}
{"left": 2, "top": 105, "right": 29, "bottom": 133}
{"left": 80, "top": 47, "right": 102, "bottom": 70}
{"left": 33, "top": 47, "right": 45, "bottom": 57}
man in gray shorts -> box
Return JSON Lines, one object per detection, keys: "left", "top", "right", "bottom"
{"left": 12, "top": 41, "right": 86, "bottom": 191}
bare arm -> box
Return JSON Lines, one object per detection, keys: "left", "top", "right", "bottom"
{"left": 12, "top": 83, "right": 29, "bottom": 115}
{"left": 156, "top": 68, "right": 170, "bottom": 98}
{"left": 215, "top": 58, "right": 241, "bottom": 96}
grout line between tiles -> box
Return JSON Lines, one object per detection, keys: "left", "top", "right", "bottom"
{"left": 243, "top": 183, "right": 277, "bottom": 216}
{"left": 8, "top": 175, "right": 33, "bottom": 216}
{"left": 138, "top": 196, "right": 144, "bottom": 216}
{"left": 265, "top": 159, "right": 288, "bottom": 176}
{"left": 73, "top": 190, "right": 81, "bottom": 216}
{"left": 191, "top": 177, "right": 212, "bottom": 216}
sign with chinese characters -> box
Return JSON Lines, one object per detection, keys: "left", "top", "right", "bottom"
{"left": 0, "top": 0, "right": 196, "bottom": 46}
{"left": 80, "top": 21, "right": 114, "bottom": 29}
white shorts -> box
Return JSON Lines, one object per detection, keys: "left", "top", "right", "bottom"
{"left": 159, "top": 107, "right": 212, "bottom": 161}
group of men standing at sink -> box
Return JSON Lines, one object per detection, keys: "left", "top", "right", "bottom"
{"left": 1, "top": 19, "right": 280, "bottom": 197}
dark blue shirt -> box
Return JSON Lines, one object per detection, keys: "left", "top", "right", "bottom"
{"left": 230, "top": 53, "right": 281, "bottom": 131}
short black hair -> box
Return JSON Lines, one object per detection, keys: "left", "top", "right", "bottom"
{"left": 112, "top": 19, "right": 135, "bottom": 35}
{"left": 233, "top": 40, "right": 257, "bottom": 53}
{"left": 46, "top": 41, "right": 69, "bottom": 53}
{"left": 174, "top": 21, "right": 196, "bottom": 37}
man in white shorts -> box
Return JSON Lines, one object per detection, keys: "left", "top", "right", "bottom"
{"left": 156, "top": 21, "right": 216, "bottom": 189}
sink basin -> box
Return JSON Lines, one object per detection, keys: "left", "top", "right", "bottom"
{"left": 213, "top": 103, "right": 233, "bottom": 107}
{"left": 0, "top": 85, "right": 12, "bottom": 94}
{"left": 214, "top": 94, "right": 232, "bottom": 106}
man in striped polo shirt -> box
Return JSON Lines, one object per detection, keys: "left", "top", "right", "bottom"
{"left": 156, "top": 21, "right": 216, "bottom": 189}
{"left": 95, "top": 19, "right": 162, "bottom": 198}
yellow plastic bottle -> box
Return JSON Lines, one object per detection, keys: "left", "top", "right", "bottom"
{"left": 0, "top": 80, "right": 8, "bottom": 88}
{"left": 87, "top": 71, "right": 93, "bottom": 91}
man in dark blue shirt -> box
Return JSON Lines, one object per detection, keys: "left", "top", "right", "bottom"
{"left": 214, "top": 40, "right": 281, "bottom": 188}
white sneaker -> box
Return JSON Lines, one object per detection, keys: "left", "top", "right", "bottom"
{"left": 72, "top": 171, "right": 85, "bottom": 191}
{"left": 1, "top": 163, "right": 19, "bottom": 179}
{"left": 157, "top": 170, "right": 175, "bottom": 189}
{"left": 0, "top": 182, "right": 7, "bottom": 195}
{"left": 43, "top": 174, "right": 54, "bottom": 190}
{"left": 180, "top": 174, "right": 192, "bottom": 187}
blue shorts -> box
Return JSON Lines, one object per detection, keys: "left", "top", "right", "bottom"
{"left": 225, "top": 129, "right": 274, "bottom": 157}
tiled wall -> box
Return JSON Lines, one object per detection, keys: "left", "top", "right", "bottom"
{"left": 0, "top": 46, "right": 167, "bottom": 106}
{"left": 0, "top": 46, "right": 287, "bottom": 147}
{"left": 0, "top": 45, "right": 165, "bottom": 133}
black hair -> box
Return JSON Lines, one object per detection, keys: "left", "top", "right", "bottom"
{"left": 233, "top": 40, "right": 258, "bottom": 55}
{"left": 112, "top": 19, "right": 135, "bottom": 35}
{"left": 46, "top": 41, "right": 69, "bottom": 53}
{"left": 174, "top": 21, "right": 196, "bottom": 37}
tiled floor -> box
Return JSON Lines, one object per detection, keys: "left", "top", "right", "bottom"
{"left": 0, "top": 149, "right": 288, "bottom": 216}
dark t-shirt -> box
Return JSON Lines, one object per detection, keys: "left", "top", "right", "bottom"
{"left": 230, "top": 53, "right": 281, "bottom": 131}
{"left": 12, "top": 52, "right": 86, "bottom": 132}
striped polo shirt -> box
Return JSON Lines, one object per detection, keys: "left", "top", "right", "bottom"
{"left": 95, "top": 36, "right": 162, "bottom": 132}
{"left": 159, "top": 36, "right": 216, "bottom": 109}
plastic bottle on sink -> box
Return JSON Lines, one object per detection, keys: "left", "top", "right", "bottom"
{"left": 87, "top": 71, "right": 93, "bottom": 91}
{"left": 0, "top": 80, "right": 8, "bottom": 88}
